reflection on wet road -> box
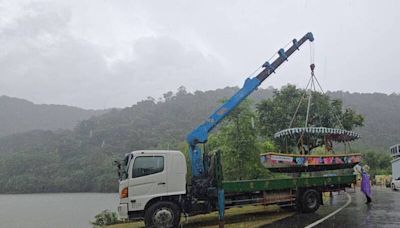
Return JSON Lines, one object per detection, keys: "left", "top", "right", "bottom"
{"left": 263, "top": 187, "right": 400, "bottom": 228}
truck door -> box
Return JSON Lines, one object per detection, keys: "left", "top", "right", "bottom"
{"left": 128, "top": 154, "right": 167, "bottom": 211}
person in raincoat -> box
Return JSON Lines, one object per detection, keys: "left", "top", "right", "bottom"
{"left": 361, "top": 165, "right": 372, "bottom": 204}
{"left": 354, "top": 164, "right": 372, "bottom": 204}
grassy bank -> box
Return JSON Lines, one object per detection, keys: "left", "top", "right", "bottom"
{"left": 106, "top": 205, "right": 294, "bottom": 228}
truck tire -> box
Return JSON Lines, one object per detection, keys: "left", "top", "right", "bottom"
{"left": 392, "top": 183, "right": 396, "bottom": 191}
{"left": 300, "top": 189, "right": 320, "bottom": 213}
{"left": 144, "top": 201, "right": 180, "bottom": 228}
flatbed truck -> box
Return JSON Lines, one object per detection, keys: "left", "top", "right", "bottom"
{"left": 117, "top": 150, "right": 355, "bottom": 227}
{"left": 116, "top": 32, "right": 357, "bottom": 227}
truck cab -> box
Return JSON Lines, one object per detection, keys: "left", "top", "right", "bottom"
{"left": 390, "top": 145, "right": 400, "bottom": 191}
{"left": 117, "top": 150, "right": 187, "bottom": 224}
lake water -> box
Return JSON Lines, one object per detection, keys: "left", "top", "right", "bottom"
{"left": 0, "top": 193, "right": 119, "bottom": 228}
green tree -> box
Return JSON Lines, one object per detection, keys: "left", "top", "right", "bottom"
{"left": 208, "top": 99, "right": 267, "bottom": 180}
{"left": 342, "top": 108, "right": 364, "bottom": 130}
{"left": 358, "top": 149, "right": 392, "bottom": 177}
{"left": 256, "top": 85, "right": 364, "bottom": 145}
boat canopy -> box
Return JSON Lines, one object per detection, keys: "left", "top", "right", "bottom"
{"left": 274, "top": 127, "right": 360, "bottom": 142}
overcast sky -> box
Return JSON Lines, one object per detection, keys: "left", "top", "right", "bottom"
{"left": 0, "top": 0, "right": 399, "bottom": 109}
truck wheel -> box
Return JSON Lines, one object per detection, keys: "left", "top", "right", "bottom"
{"left": 300, "top": 189, "right": 320, "bottom": 213}
{"left": 392, "top": 184, "right": 396, "bottom": 191}
{"left": 144, "top": 201, "right": 180, "bottom": 228}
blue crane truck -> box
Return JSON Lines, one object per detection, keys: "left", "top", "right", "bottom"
{"left": 116, "top": 32, "right": 356, "bottom": 227}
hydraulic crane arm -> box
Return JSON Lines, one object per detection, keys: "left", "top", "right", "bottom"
{"left": 186, "top": 32, "right": 314, "bottom": 178}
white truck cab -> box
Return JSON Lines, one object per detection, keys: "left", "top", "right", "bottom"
{"left": 390, "top": 146, "right": 400, "bottom": 191}
{"left": 391, "top": 157, "right": 400, "bottom": 190}
{"left": 391, "top": 176, "right": 400, "bottom": 190}
{"left": 117, "top": 150, "right": 187, "bottom": 225}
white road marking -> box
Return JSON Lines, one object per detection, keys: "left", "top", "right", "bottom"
{"left": 304, "top": 192, "right": 352, "bottom": 228}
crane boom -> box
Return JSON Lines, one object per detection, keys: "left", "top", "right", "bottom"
{"left": 186, "top": 32, "right": 314, "bottom": 178}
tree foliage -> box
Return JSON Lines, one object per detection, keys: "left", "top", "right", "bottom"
{"left": 358, "top": 150, "right": 392, "bottom": 177}
{"left": 257, "top": 85, "right": 364, "bottom": 137}
{"left": 257, "top": 85, "right": 364, "bottom": 151}
{"left": 208, "top": 100, "right": 268, "bottom": 180}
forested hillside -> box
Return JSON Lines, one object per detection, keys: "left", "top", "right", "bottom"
{"left": 328, "top": 92, "right": 400, "bottom": 151}
{"left": 0, "top": 96, "right": 108, "bottom": 137}
{"left": 0, "top": 87, "right": 398, "bottom": 193}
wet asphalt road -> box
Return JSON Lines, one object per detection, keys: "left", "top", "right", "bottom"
{"left": 263, "top": 186, "right": 400, "bottom": 228}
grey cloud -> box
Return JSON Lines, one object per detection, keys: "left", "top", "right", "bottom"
{"left": 110, "top": 36, "right": 227, "bottom": 107}
{"left": 0, "top": 2, "right": 111, "bottom": 108}
{"left": 1, "top": 0, "right": 399, "bottom": 109}
{"left": 0, "top": 1, "right": 226, "bottom": 108}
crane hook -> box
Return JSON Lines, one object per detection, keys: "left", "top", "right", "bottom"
{"left": 310, "top": 63, "right": 315, "bottom": 73}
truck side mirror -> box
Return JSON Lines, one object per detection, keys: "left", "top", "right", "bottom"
{"left": 113, "top": 160, "right": 121, "bottom": 167}
{"left": 113, "top": 160, "right": 123, "bottom": 179}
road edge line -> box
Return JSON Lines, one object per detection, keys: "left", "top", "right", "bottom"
{"left": 304, "top": 192, "right": 352, "bottom": 228}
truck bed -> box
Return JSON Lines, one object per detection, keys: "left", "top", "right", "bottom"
{"left": 222, "top": 174, "right": 356, "bottom": 193}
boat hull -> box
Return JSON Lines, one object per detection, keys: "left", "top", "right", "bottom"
{"left": 260, "top": 152, "right": 361, "bottom": 173}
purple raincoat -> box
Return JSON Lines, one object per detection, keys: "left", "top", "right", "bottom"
{"left": 361, "top": 171, "right": 371, "bottom": 197}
